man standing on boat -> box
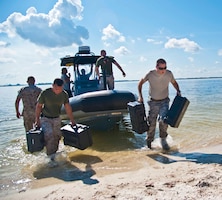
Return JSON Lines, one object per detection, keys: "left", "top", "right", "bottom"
{"left": 95, "top": 50, "right": 126, "bottom": 90}
{"left": 138, "top": 58, "right": 181, "bottom": 150}
{"left": 35, "top": 78, "right": 76, "bottom": 167}
{"left": 15, "top": 76, "right": 42, "bottom": 132}
{"left": 61, "top": 67, "right": 73, "bottom": 97}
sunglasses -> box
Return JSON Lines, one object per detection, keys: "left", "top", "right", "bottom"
{"left": 158, "top": 67, "right": 167, "bottom": 70}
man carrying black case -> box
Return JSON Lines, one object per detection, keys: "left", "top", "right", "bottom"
{"left": 165, "top": 95, "right": 190, "bottom": 128}
{"left": 137, "top": 58, "right": 181, "bottom": 150}
{"left": 127, "top": 101, "right": 149, "bottom": 134}
{"left": 61, "top": 124, "right": 92, "bottom": 150}
{"left": 26, "top": 127, "right": 44, "bottom": 153}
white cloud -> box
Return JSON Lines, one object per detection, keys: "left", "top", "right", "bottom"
{"left": 101, "top": 24, "right": 125, "bottom": 42}
{"left": 139, "top": 56, "right": 147, "bottom": 62}
{"left": 147, "top": 38, "right": 163, "bottom": 45}
{"left": 165, "top": 38, "right": 200, "bottom": 53}
{"left": 147, "top": 38, "right": 155, "bottom": 43}
{"left": 0, "top": 0, "right": 88, "bottom": 47}
{"left": 188, "top": 57, "right": 194, "bottom": 62}
{"left": 49, "top": 0, "right": 83, "bottom": 25}
{"left": 114, "top": 46, "right": 129, "bottom": 55}
{"left": 0, "top": 44, "right": 16, "bottom": 63}
{"left": 35, "top": 48, "right": 51, "bottom": 56}
{"left": 102, "top": 41, "right": 111, "bottom": 47}
{"left": 0, "top": 57, "right": 16, "bottom": 64}
{"left": 218, "top": 49, "right": 222, "bottom": 56}
{"left": 0, "top": 41, "right": 11, "bottom": 47}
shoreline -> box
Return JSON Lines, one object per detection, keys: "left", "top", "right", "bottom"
{"left": 3, "top": 144, "right": 222, "bottom": 200}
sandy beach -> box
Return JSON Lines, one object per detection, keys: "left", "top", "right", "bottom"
{"left": 1, "top": 77, "right": 222, "bottom": 200}
{"left": 3, "top": 143, "right": 222, "bottom": 200}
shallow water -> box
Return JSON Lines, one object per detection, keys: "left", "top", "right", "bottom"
{"left": 0, "top": 78, "right": 222, "bottom": 197}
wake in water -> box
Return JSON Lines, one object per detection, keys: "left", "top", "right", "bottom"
{"left": 0, "top": 117, "right": 19, "bottom": 123}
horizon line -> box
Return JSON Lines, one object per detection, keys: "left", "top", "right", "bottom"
{"left": 0, "top": 76, "right": 222, "bottom": 87}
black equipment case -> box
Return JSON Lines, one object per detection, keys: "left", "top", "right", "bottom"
{"left": 61, "top": 124, "right": 92, "bottom": 150}
{"left": 165, "top": 95, "right": 190, "bottom": 128}
{"left": 26, "top": 128, "right": 44, "bottom": 153}
{"left": 127, "top": 101, "right": 149, "bottom": 134}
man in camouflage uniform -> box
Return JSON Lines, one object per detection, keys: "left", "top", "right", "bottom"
{"left": 15, "top": 76, "right": 42, "bottom": 132}
{"left": 138, "top": 58, "right": 181, "bottom": 150}
{"left": 35, "top": 78, "right": 76, "bottom": 167}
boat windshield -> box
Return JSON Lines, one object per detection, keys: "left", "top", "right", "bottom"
{"left": 75, "top": 64, "right": 94, "bottom": 81}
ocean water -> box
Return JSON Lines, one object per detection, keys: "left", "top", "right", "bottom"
{"left": 0, "top": 78, "right": 222, "bottom": 196}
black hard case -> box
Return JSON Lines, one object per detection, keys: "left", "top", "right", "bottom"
{"left": 165, "top": 95, "right": 190, "bottom": 128}
{"left": 61, "top": 124, "right": 92, "bottom": 150}
{"left": 26, "top": 128, "right": 44, "bottom": 153}
{"left": 127, "top": 101, "right": 149, "bottom": 134}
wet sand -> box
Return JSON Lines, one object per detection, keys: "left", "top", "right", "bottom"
{"left": 4, "top": 144, "right": 222, "bottom": 200}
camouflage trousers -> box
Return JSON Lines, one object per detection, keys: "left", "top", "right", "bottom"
{"left": 23, "top": 111, "right": 35, "bottom": 132}
{"left": 147, "top": 98, "right": 170, "bottom": 142}
{"left": 40, "top": 117, "right": 62, "bottom": 156}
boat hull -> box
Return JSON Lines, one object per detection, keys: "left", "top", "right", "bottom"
{"left": 60, "top": 90, "right": 136, "bottom": 124}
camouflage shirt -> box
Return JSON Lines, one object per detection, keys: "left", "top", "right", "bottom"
{"left": 17, "top": 85, "right": 42, "bottom": 113}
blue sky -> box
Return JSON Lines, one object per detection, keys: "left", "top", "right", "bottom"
{"left": 0, "top": 0, "right": 222, "bottom": 85}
